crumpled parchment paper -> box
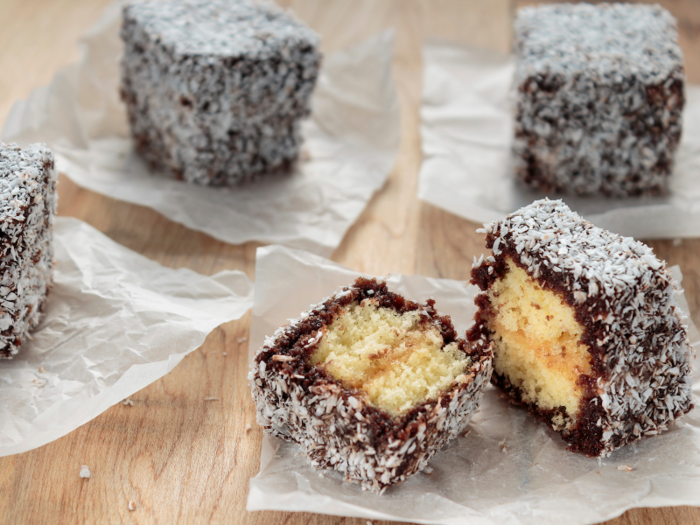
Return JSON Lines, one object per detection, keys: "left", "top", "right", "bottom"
{"left": 0, "top": 217, "right": 253, "bottom": 457}
{"left": 247, "top": 244, "right": 700, "bottom": 525}
{"left": 0, "top": 2, "right": 400, "bottom": 257}
{"left": 419, "top": 39, "right": 700, "bottom": 239}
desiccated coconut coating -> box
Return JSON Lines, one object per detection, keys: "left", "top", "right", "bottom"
{"left": 512, "top": 4, "right": 684, "bottom": 197}
{"left": 0, "top": 143, "right": 57, "bottom": 358}
{"left": 468, "top": 198, "right": 694, "bottom": 457}
{"left": 120, "top": 0, "right": 320, "bottom": 186}
{"left": 249, "top": 277, "right": 493, "bottom": 493}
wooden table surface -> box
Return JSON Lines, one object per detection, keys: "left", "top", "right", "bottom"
{"left": 1, "top": 0, "right": 699, "bottom": 524}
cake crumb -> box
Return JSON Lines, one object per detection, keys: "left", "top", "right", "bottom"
{"left": 499, "top": 439, "right": 508, "bottom": 453}
{"left": 245, "top": 424, "right": 252, "bottom": 432}
{"left": 38, "top": 366, "right": 47, "bottom": 373}
{"left": 672, "top": 238, "right": 682, "bottom": 246}
{"left": 123, "top": 398, "right": 134, "bottom": 406}
{"left": 617, "top": 465, "right": 634, "bottom": 471}
{"left": 422, "top": 466, "right": 434, "bottom": 475}
{"left": 222, "top": 352, "right": 227, "bottom": 357}
{"left": 128, "top": 500, "right": 136, "bottom": 511}
{"left": 79, "top": 465, "right": 91, "bottom": 479}
{"left": 204, "top": 397, "right": 220, "bottom": 402}
{"left": 238, "top": 337, "right": 248, "bottom": 344}
{"left": 318, "top": 472, "right": 324, "bottom": 478}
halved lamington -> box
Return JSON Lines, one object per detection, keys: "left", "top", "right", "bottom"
{"left": 468, "top": 199, "right": 693, "bottom": 457}
{"left": 0, "top": 143, "right": 57, "bottom": 358}
{"left": 250, "top": 277, "right": 493, "bottom": 492}
{"left": 513, "top": 4, "right": 684, "bottom": 196}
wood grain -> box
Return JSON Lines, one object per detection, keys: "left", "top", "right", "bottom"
{"left": 0, "top": 1, "right": 698, "bottom": 524}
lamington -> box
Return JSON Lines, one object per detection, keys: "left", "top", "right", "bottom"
{"left": 468, "top": 199, "right": 693, "bottom": 457}
{"left": 0, "top": 143, "right": 57, "bottom": 358}
{"left": 512, "top": 4, "right": 685, "bottom": 197}
{"left": 250, "top": 277, "right": 493, "bottom": 492}
{"left": 120, "top": 0, "right": 321, "bottom": 186}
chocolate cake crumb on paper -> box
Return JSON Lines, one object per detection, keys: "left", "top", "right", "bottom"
{"left": 120, "top": 0, "right": 321, "bottom": 186}
{"left": 512, "top": 4, "right": 684, "bottom": 197}
{"left": 250, "top": 278, "right": 493, "bottom": 493}
{"left": 0, "top": 143, "right": 56, "bottom": 359}
{"left": 468, "top": 199, "right": 694, "bottom": 457}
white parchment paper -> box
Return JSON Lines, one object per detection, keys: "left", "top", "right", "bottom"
{"left": 0, "top": 217, "right": 253, "bottom": 457}
{"left": 419, "top": 40, "right": 700, "bottom": 239}
{"left": 247, "top": 244, "right": 700, "bottom": 525}
{"left": 0, "top": 2, "right": 400, "bottom": 257}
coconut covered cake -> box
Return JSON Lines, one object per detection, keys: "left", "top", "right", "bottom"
{"left": 468, "top": 199, "right": 694, "bottom": 457}
{"left": 512, "top": 4, "right": 684, "bottom": 196}
{"left": 120, "top": 0, "right": 320, "bottom": 186}
{"left": 0, "top": 143, "right": 57, "bottom": 358}
{"left": 250, "top": 277, "right": 493, "bottom": 492}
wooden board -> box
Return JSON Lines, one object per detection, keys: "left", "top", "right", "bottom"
{"left": 0, "top": 1, "right": 698, "bottom": 524}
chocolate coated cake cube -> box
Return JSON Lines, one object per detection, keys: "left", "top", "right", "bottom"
{"left": 468, "top": 199, "right": 694, "bottom": 457}
{"left": 0, "top": 143, "right": 57, "bottom": 358}
{"left": 512, "top": 4, "right": 684, "bottom": 197}
{"left": 120, "top": 0, "right": 320, "bottom": 185}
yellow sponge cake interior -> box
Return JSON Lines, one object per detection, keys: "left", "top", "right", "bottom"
{"left": 486, "top": 257, "right": 591, "bottom": 430}
{"left": 311, "top": 299, "right": 470, "bottom": 415}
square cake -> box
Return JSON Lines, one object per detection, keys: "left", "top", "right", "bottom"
{"left": 120, "top": 0, "right": 321, "bottom": 186}
{"left": 0, "top": 143, "right": 57, "bottom": 358}
{"left": 250, "top": 277, "right": 493, "bottom": 492}
{"left": 512, "top": 4, "right": 684, "bottom": 197}
{"left": 468, "top": 199, "right": 694, "bottom": 457}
